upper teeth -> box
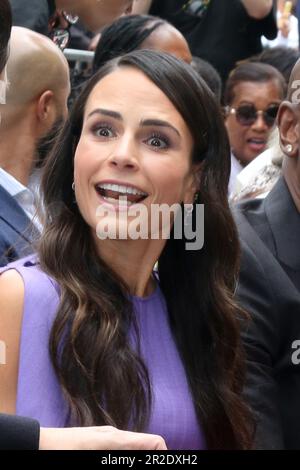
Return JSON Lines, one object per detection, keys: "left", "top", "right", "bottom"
{"left": 98, "top": 183, "right": 147, "bottom": 196}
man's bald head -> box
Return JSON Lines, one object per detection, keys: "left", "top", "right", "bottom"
{"left": 6, "top": 27, "right": 70, "bottom": 113}
{"left": 0, "top": 27, "right": 70, "bottom": 186}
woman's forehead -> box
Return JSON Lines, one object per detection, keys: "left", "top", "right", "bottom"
{"left": 81, "top": 67, "right": 194, "bottom": 148}
{"left": 232, "top": 80, "right": 283, "bottom": 100}
{"left": 84, "top": 68, "right": 183, "bottom": 121}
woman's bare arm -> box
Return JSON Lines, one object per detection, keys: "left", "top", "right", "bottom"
{"left": 241, "top": 0, "right": 273, "bottom": 19}
{"left": 0, "top": 270, "right": 24, "bottom": 414}
{"left": 39, "top": 426, "right": 167, "bottom": 450}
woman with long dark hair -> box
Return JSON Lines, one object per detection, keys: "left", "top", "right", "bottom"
{"left": 0, "top": 49, "right": 253, "bottom": 449}
{"left": 0, "top": 0, "right": 168, "bottom": 452}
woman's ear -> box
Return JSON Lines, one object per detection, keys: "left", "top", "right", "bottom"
{"left": 184, "top": 163, "right": 203, "bottom": 204}
{"left": 278, "top": 102, "right": 300, "bottom": 158}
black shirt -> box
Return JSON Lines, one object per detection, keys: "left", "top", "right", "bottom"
{"left": 150, "top": 0, "right": 277, "bottom": 82}
{"left": 9, "top": 0, "right": 90, "bottom": 50}
{"left": 9, "top": 0, "right": 55, "bottom": 35}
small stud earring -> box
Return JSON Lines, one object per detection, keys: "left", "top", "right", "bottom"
{"left": 285, "top": 144, "right": 293, "bottom": 153}
{"left": 72, "top": 182, "right": 75, "bottom": 191}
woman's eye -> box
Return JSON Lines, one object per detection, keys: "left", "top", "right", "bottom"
{"left": 146, "top": 134, "right": 170, "bottom": 149}
{"left": 93, "top": 125, "right": 115, "bottom": 138}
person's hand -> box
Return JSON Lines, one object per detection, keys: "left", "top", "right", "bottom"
{"left": 278, "top": 16, "right": 291, "bottom": 38}
{"left": 278, "top": 1, "right": 293, "bottom": 38}
{"left": 39, "top": 426, "right": 167, "bottom": 450}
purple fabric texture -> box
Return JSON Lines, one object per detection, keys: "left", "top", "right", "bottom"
{"left": 0, "top": 256, "right": 205, "bottom": 450}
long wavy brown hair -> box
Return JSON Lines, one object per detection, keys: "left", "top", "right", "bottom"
{"left": 39, "top": 50, "right": 254, "bottom": 449}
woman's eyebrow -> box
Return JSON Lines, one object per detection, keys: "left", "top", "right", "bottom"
{"left": 86, "top": 110, "right": 181, "bottom": 137}
{"left": 140, "top": 118, "right": 181, "bottom": 137}
{"left": 87, "top": 108, "right": 123, "bottom": 120}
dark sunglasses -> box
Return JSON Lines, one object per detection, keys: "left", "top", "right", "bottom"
{"left": 49, "top": 11, "right": 79, "bottom": 51}
{"left": 182, "top": 0, "right": 211, "bottom": 17}
{"left": 226, "top": 104, "right": 280, "bottom": 127}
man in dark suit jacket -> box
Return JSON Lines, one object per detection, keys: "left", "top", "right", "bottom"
{"left": 235, "top": 58, "right": 300, "bottom": 449}
{"left": 0, "top": 185, "right": 39, "bottom": 266}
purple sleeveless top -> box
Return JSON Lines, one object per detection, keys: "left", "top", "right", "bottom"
{"left": 1, "top": 256, "right": 205, "bottom": 450}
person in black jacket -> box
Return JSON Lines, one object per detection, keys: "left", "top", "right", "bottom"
{"left": 9, "top": 0, "right": 55, "bottom": 35}
{"left": 9, "top": 0, "right": 134, "bottom": 35}
{"left": 0, "top": 0, "right": 166, "bottom": 450}
{"left": 0, "top": 414, "right": 40, "bottom": 450}
{"left": 235, "top": 57, "right": 300, "bottom": 449}
{"left": 133, "top": 0, "right": 277, "bottom": 83}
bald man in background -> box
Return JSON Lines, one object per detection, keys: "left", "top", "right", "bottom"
{"left": 0, "top": 26, "right": 70, "bottom": 266}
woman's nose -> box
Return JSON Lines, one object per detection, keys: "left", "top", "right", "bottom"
{"left": 107, "top": 136, "right": 139, "bottom": 171}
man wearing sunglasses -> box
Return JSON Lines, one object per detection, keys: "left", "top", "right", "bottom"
{"left": 235, "top": 58, "right": 300, "bottom": 449}
{"left": 224, "top": 61, "right": 286, "bottom": 195}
